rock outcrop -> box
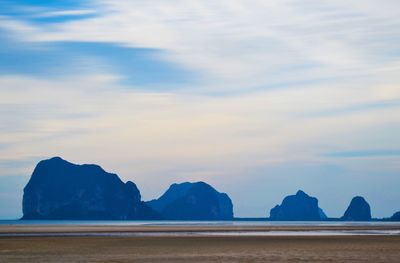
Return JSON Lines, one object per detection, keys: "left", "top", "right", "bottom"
{"left": 147, "top": 182, "right": 233, "bottom": 220}
{"left": 22, "top": 157, "right": 158, "bottom": 220}
{"left": 341, "top": 196, "right": 371, "bottom": 221}
{"left": 269, "top": 190, "right": 327, "bottom": 221}
{"left": 389, "top": 211, "right": 400, "bottom": 221}
{"left": 319, "top": 208, "right": 328, "bottom": 219}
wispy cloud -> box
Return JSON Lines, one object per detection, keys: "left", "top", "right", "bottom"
{"left": 2, "top": 0, "right": 398, "bottom": 90}
{"left": 1, "top": 0, "right": 400, "bottom": 92}
{"left": 0, "top": 30, "right": 195, "bottom": 88}
{"left": 325, "top": 150, "right": 400, "bottom": 158}
{"left": 301, "top": 99, "right": 400, "bottom": 118}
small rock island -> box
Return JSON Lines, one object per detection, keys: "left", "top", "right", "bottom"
{"left": 147, "top": 182, "right": 234, "bottom": 220}
{"left": 269, "top": 190, "right": 327, "bottom": 221}
{"left": 341, "top": 196, "right": 371, "bottom": 221}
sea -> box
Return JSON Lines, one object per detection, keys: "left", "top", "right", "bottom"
{"left": 1, "top": 219, "right": 399, "bottom": 226}
{"left": 1, "top": 220, "right": 400, "bottom": 237}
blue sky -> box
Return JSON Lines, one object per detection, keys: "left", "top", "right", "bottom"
{"left": 0, "top": 0, "right": 399, "bottom": 219}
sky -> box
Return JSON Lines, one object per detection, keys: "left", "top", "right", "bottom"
{"left": 0, "top": 0, "right": 399, "bottom": 219}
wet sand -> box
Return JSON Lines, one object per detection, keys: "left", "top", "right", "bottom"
{"left": 1, "top": 225, "right": 400, "bottom": 262}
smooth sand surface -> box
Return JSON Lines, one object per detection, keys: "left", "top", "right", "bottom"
{"left": 1, "top": 225, "right": 400, "bottom": 262}
{"left": 1, "top": 235, "right": 400, "bottom": 262}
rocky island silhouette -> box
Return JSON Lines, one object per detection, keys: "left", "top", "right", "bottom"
{"left": 21, "top": 157, "right": 399, "bottom": 221}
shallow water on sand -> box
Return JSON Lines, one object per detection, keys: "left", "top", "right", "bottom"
{"left": 1, "top": 220, "right": 400, "bottom": 237}
{"left": 1, "top": 229, "right": 400, "bottom": 237}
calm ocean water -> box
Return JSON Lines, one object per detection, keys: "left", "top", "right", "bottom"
{"left": 1, "top": 220, "right": 399, "bottom": 226}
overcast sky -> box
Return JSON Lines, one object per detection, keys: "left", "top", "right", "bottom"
{"left": 0, "top": 0, "right": 399, "bottom": 219}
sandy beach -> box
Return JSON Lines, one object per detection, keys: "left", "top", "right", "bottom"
{"left": 1, "top": 224, "right": 400, "bottom": 262}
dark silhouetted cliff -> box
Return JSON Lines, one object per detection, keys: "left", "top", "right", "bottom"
{"left": 269, "top": 190, "right": 327, "bottom": 221}
{"left": 22, "top": 157, "right": 158, "bottom": 220}
{"left": 389, "top": 211, "right": 400, "bottom": 221}
{"left": 341, "top": 196, "right": 371, "bottom": 221}
{"left": 147, "top": 182, "right": 233, "bottom": 220}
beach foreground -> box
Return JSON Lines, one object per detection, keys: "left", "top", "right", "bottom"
{"left": 1, "top": 225, "right": 400, "bottom": 262}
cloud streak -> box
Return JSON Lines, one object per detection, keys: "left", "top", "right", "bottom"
{"left": 325, "top": 150, "right": 400, "bottom": 158}
{"left": 0, "top": 30, "right": 194, "bottom": 88}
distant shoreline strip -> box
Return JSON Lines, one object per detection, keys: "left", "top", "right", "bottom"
{"left": 1, "top": 230, "right": 400, "bottom": 237}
